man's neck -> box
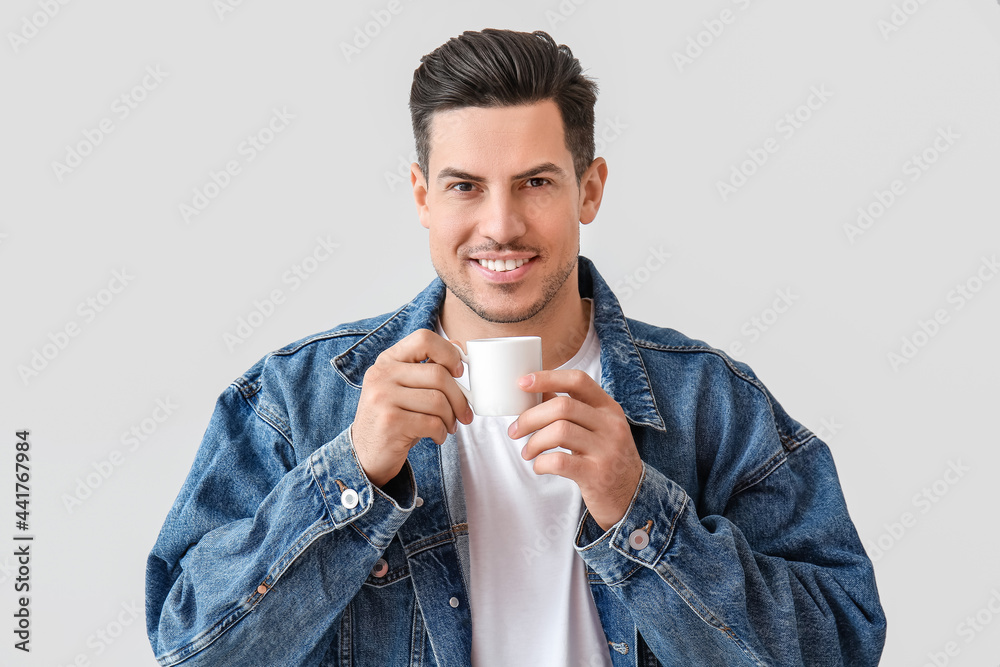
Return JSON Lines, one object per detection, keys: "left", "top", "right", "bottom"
{"left": 440, "top": 294, "right": 592, "bottom": 371}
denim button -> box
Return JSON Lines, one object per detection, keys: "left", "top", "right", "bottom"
{"left": 340, "top": 488, "right": 359, "bottom": 509}
{"left": 449, "top": 597, "right": 460, "bottom": 608}
{"left": 415, "top": 496, "right": 424, "bottom": 507}
{"left": 628, "top": 528, "right": 650, "bottom": 550}
{"left": 371, "top": 558, "right": 389, "bottom": 578}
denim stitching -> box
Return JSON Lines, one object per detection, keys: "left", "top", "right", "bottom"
{"left": 339, "top": 602, "right": 351, "bottom": 664}
{"left": 654, "top": 564, "right": 766, "bottom": 667}
{"left": 252, "top": 401, "right": 292, "bottom": 443}
{"left": 363, "top": 562, "right": 411, "bottom": 587}
{"left": 730, "top": 435, "right": 825, "bottom": 502}
{"left": 630, "top": 342, "right": 808, "bottom": 510}
{"left": 269, "top": 328, "right": 372, "bottom": 358}
{"left": 409, "top": 596, "right": 424, "bottom": 667}
{"left": 731, "top": 449, "right": 788, "bottom": 497}
{"left": 632, "top": 342, "right": 770, "bottom": 403}
{"left": 156, "top": 520, "right": 336, "bottom": 665}
{"left": 609, "top": 317, "right": 666, "bottom": 429}
{"left": 404, "top": 523, "right": 467, "bottom": 556}
{"left": 156, "top": 604, "right": 255, "bottom": 665}
{"left": 239, "top": 389, "right": 293, "bottom": 447}
{"left": 330, "top": 302, "right": 418, "bottom": 388}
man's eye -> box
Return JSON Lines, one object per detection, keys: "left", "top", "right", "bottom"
{"left": 526, "top": 177, "right": 549, "bottom": 188}
{"left": 450, "top": 182, "right": 475, "bottom": 192}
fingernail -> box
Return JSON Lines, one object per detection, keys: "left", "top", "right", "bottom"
{"left": 520, "top": 445, "right": 528, "bottom": 459}
{"left": 518, "top": 374, "right": 533, "bottom": 388}
{"left": 466, "top": 407, "right": 474, "bottom": 421}
{"left": 507, "top": 420, "right": 517, "bottom": 438}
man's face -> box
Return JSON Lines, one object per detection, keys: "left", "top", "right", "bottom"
{"left": 412, "top": 100, "right": 601, "bottom": 325}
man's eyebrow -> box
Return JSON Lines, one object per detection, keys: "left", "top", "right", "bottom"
{"left": 436, "top": 167, "right": 485, "bottom": 183}
{"left": 512, "top": 162, "right": 567, "bottom": 180}
{"left": 435, "top": 162, "right": 568, "bottom": 183}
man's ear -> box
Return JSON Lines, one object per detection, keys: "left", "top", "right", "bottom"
{"left": 578, "top": 157, "right": 608, "bottom": 225}
{"left": 411, "top": 162, "right": 431, "bottom": 229}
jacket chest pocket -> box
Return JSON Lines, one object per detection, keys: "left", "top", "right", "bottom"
{"left": 362, "top": 536, "right": 410, "bottom": 588}
{"left": 334, "top": 538, "right": 427, "bottom": 667}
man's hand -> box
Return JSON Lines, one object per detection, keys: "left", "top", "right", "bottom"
{"left": 508, "top": 370, "right": 643, "bottom": 532}
{"left": 352, "top": 329, "right": 473, "bottom": 488}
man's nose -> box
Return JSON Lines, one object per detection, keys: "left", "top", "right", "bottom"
{"left": 476, "top": 191, "right": 527, "bottom": 244}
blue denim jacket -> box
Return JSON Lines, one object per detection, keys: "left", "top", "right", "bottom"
{"left": 146, "top": 256, "right": 886, "bottom": 666}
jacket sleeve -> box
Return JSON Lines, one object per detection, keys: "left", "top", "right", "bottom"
{"left": 145, "top": 383, "right": 415, "bottom": 666}
{"left": 574, "top": 381, "right": 886, "bottom": 666}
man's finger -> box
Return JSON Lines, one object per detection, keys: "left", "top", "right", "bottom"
{"left": 384, "top": 361, "right": 472, "bottom": 425}
{"left": 381, "top": 328, "right": 464, "bottom": 377}
{"left": 530, "top": 449, "right": 587, "bottom": 482}
{"left": 518, "top": 369, "right": 608, "bottom": 406}
{"left": 510, "top": 394, "right": 599, "bottom": 441}
{"left": 520, "top": 419, "right": 593, "bottom": 459}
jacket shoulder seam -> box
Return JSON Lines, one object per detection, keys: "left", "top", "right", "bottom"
{"left": 228, "top": 380, "right": 294, "bottom": 448}
{"left": 228, "top": 327, "right": 377, "bottom": 446}
{"left": 631, "top": 341, "right": 768, "bottom": 396}
{"left": 632, "top": 339, "right": 817, "bottom": 492}
{"left": 269, "top": 328, "right": 374, "bottom": 358}
{"left": 730, "top": 433, "right": 821, "bottom": 498}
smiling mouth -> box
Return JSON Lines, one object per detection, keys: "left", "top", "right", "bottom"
{"left": 475, "top": 257, "right": 533, "bottom": 272}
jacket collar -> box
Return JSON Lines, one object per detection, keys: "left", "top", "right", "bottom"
{"left": 332, "top": 255, "right": 664, "bottom": 429}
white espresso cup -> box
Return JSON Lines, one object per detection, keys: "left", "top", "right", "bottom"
{"left": 453, "top": 336, "right": 542, "bottom": 417}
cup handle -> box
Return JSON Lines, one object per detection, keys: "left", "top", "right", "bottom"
{"left": 451, "top": 343, "right": 474, "bottom": 411}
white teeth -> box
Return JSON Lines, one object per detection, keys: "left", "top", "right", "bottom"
{"left": 477, "top": 258, "right": 530, "bottom": 272}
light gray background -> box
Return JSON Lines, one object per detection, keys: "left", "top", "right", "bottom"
{"left": 2, "top": 1, "right": 998, "bottom": 665}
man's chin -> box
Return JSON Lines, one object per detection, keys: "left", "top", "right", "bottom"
{"left": 462, "top": 296, "right": 543, "bottom": 325}
{"left": 435, "top": 259, "right": 570, "bottom": 325}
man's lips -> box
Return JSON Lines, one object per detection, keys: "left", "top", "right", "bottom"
{"left": 468, "top": 256, "right": 535, "bottom": 282}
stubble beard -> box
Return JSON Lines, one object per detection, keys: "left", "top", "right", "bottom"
{"left": 436, "top": 252, "right": 578, "bottom": 325}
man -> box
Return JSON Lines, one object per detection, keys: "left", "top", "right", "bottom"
{"left": 146, "top": 29, "right": 886, "bottom": 666}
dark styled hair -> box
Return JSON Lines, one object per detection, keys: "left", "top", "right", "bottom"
{"left": 409, "top": 29, "right": 598, "bottom": 183}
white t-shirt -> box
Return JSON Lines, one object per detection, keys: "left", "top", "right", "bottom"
{"left": 437, "top": 300, "right": 612, "bottom": 666}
